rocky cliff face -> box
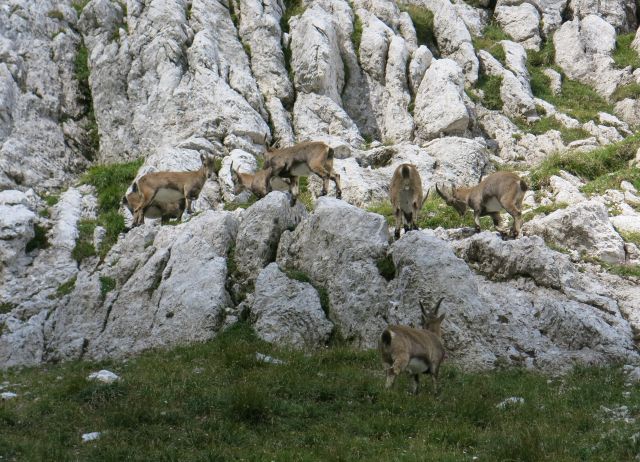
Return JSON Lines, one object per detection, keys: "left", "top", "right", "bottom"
{"left": 1, "top": 0, "right": 640, "bottom": 373}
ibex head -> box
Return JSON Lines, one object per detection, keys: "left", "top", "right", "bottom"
{"left": 419, "top": 297, "right": 445, "bottom": 337}
{"left": 434, "top": 183, "right": 468, "bottom": 216}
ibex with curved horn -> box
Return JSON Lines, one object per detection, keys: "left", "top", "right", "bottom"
{"left": 379, "top": 298, "right": 446, "bottom": 395}
{"left": 434, "top": 171, "right": 528, "bottom": 238}
{"left": 229, "top": 161, "right": 274, "bottom": 199}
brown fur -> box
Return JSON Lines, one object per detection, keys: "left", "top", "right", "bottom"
{"left": 389, "top": 163, "right": 425, "bottom": 239}
{"left": 435, "top": 171, "right": 528, "bottom": 238}
{"left": 231, "top": 165, "right": 273, "bottom": 198}
{"left": 131, "top": 155, "right": 215, "bottom": 226}
{"left": 123, "top": 190, "right": 185, "bottom": 224}
{"left": 264, "top": 141, "right": 341, "bottom": 205}
{"left": 379, "top": 298, "right": 446, "bottom": 395}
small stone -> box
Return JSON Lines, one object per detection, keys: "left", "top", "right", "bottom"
{"left": 87, "top": 370, "right": 120, "bottom": 384}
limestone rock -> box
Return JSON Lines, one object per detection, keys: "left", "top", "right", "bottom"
{"left": 523, "top": 200, "right": 626, "bottom": 263}
{"left": 251, "top": 263, "right": 333, "bottom": 348}
{"left": 495, "top": 2, "right": 541, "bottom": 50}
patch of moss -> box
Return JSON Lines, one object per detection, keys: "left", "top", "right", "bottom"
{"left": 47, "top": 10, "right": 64, "bottom": 20}
{"left": 0, "top": 302, "right": 16, "bottom": 314}
{"left": 376, "top": 255, "right": 396, "bottom": 281}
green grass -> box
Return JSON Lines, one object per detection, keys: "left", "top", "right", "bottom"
{"left": 613, "top": 33, "right": 640, "bottom": 70}
{"left": 611, "top": 82, "right": 640, "bottom": 102}
{"left": 25, "top": 224, "right": 50, "bottom": 253}
{"left": 55, "top": 276, "right": 77, "bottom": 298}
{"left": 472, "top": 22, "right": 510, "bottom": 65}
{"left": 280, "top": 0, "right": 305, "bottom": 34}
{"left": 477, "top": 73, "right": 503, "bottom": 110}
{"left": 0, "top": 302, "right": 16, "bottom": 314}
{"left": 1, "top": 323, "right": 639, "bottom": 460}
{"left": 352, "top": 14, "right": 363, "bottom": 56}
{"left": 47, "top": 10, "right": 64, "bottom": 20}
{"left": 620, "top": 231, "right": 640, "bottom": 248}
{"left": 399, "top": 4, "right": 437, "bottom": 54}
{"left": 529, "top": 133, "right": 640, "bottom": 190}
{"left": 367, "top": 196, "right": 494, "bottom": 231}
{"left": 79, "top": 159, "right": 143, "bottom": 258}
{"left": 376, "top": 255, "right": 396, "bottom": 281}
{"left": 513, "top": 116, "right": 591, "bottom": 143}
{"left": 99, "top": 276, "right": 116, "bottom": 301}
{"left": 74, "top": 41, "right": 99, "bottom": 161}
{"left": 71, "top": 0, "right": 90, "bottom": 15}
{"left": 72, "top": 219, "right": 97, "bottom": 263}
{"left": 527, "top": 39, "right": 612, "bottom": 122}
{"left": 522, "top": 202, "right": 569, "bottom": 222}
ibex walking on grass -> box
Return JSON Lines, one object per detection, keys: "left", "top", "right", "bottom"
{"left": 390, "top": 163, "right": 426, "bottom": 239}
{"left": 434, "top": 171, "right": 528, "bottom": 238}
{"left": 379, "top": 298, "right": 446, "bottom": 395}
{"left": 264, "top": 141, "right": 341, "bottom": 205}
{"left": 130, "top": 154, "right": 216, "bottom": 226}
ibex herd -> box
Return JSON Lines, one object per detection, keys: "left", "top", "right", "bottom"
{"left": 122, "top": 140, "right": 530, "bottom": 394}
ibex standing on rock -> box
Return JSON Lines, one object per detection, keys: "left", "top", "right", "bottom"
{"left": 379, "top": 298, "right": 446, "bottom": 395}
{"left": 435, "top": 171, "right": 528, "bottom": 238}
{"left": 264, "top": 141, "right": 341, "bottom": 205}
{"left": 123, "top": 190, "right": 185, "bottom": 225}
{"left": 390, "top": 163, "right": 426, "bottom": 239}
{"left": 130, "top": 154, "right": 216, "bottom": 226}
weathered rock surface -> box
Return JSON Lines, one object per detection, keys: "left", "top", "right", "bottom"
{"left": 251, "top": 263, "right": 333, "bottom": 348}
{"left": 523, "top": 200, "right": 627, "bottom": 263}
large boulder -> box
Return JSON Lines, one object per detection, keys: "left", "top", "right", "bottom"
{"left": 277, "top": 198, "right": 391, "bottom": 347}
{"left": 495, "top": 2, "right": 541, "bottom": 50}
{"left": 414, "top": 59, "right": 470, "bottom": 141}
{"left": 523, "top": 200, "right": 626, "bottom": 263}
{"left": 251, "top": 263, "right": 334, "bottom": 349}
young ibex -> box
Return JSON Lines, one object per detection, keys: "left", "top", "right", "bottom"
{"left": 434, "top": 171, "right": 528, "bottom": 238}
{"left": 390, "top": 163, "right": 426, "bottom": 239}
{"left": 131, "top": 154, "right": 216, "bottom": 226}
{"left": 264, "top": 141, "right": 341, "bottom": 205}
{"left": 379, "top": 298, "right": 446, "bottom": 395}
{"left": 122, "top": 190, "right": 185, "bottom": 224}
{"left": 229, "top": 162, "right": 273, "bottom": 199}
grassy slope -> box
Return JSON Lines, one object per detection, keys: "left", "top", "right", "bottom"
{"left": 1, "top": 324, "right": 638, "bottom": 461}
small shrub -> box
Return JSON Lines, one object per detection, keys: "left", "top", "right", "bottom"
{"left": 56, "top": 276, "right": 77, "bottom": 297}
{"left": 25, "top": 224, "right": 50, "bottom": 253}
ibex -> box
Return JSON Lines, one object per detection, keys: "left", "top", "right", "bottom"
{"left": 379, "top": 298, "right": 446, "bottom": 395}
{"left": 434, "top": 171, "right": 528, "bottom": 238}
{"left": 229, "top": 162, "right": 273, "bottom": 199}
{"left": 264, "top": 141, "right": 341, "bottom": 205}
{"left": 390, "top": 163, "right": 426, "bottom": 239}
{"left": 122, "top": 190, "right": 185, "bottom": 224}
{"left": 130, "top": 154, "right": 216, "bottom": 226}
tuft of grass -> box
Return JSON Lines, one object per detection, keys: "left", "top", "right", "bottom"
{"left": 56, "top": 276, "right": 77, "bottom": 297}
{"left": 529, "top": 133, "right": 640, "bottom": 190}
{"left": 43, "top": 194, "right": 60, "bottom": 207}
{"left": 610, "top": 82, "right": 640, "bottom": 102}
{"left": 351, "top": 14, "right": 363, "bottom": 57}
{"left": 376, "top": 255, "right": 396, "bottom": 281}
{"left": 613, "top": 33, "right": 640, "bottom": 70}
{"left": 399, "top": 4, "right": 437, "bottom": 55}
{"left": 99, "top": 276, "right": 116, "bottom": 301}
{"left": 74, "top": 41, "right": 99, "bottom": 161}
{"left": 47, "top": 10, "right": 64, "bottom": 20}
{"left": 473, "top": 22, "right": 510, "bottom": 65}
{"left": 1, "top": 326, "right": 639, "bottom": 460}
{"left": 297, "top": 176, "right": 314, "bottom": 211}
{"left": 80, "top": 159, "right": 143, "bottom": 257}
{"left": 72, "top": 219, "right": 97, "bottom": 264}
{"left": 523, "top": 202, "right": 569, "bottom": 222}
{"left": 71, "top": 0, "right": 90, "bottom": 15}
{"left": 582, "top": 255, "right": 640, "bottom": 279}
{"left": 0, "top": 302, "right": 16, "bottom": 314}
{"left": 513, "top": 117, "right": 591, "bottom": 143}
{"left": 620, "top": 231, "right": 640, "bottom": 248}
{"left": 280, "top": 0, "right": 305, "bottom": 34}
{"left": 25, "top": 224, "right": 50, "bottom": 253}
{"left": 477, "top": 74, "right": 503, "bottom": 111}
{"left": 223, "top": 195, "right": 257, "bottom": 211}
{"left": 527, "top": 38, "right": 612, "bottom": 122}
